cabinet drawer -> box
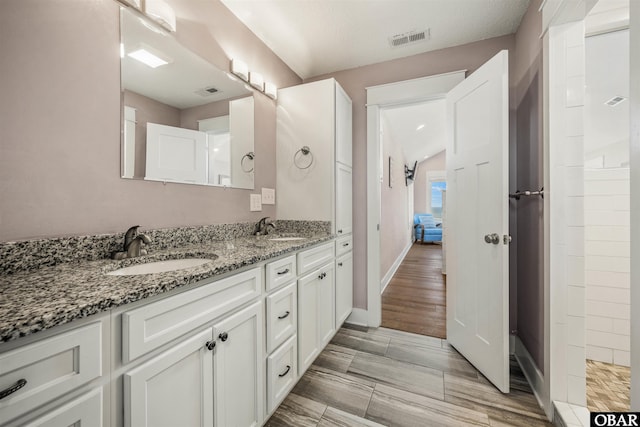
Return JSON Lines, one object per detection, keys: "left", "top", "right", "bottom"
{"left": 297, "top": 242, "right": 334, "bottom": 276}
{"left": 267, "top": 335, "right": 297, "bottom": 415}
{"left": 335, "top": 235, "right": 352, "bottom": 257}
{"left": 265, "top": 255, "right": 296, "bottom": 292}
{"left": 266, "top": 282, "right": 297, "bottom": 353}
{"left": 122, "top": 267, "right": 262, "bottom": 362}
{"left": 0, "top": 322, "right": 102, "bottom": 425}
{"left": 24, "top": 387, "right": 103, "bottom": 427}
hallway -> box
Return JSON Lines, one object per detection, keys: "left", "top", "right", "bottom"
{"left": 381, "top": 243, "right": 446, "bottom": 338}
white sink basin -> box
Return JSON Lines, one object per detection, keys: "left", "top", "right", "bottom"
{"left": 268, "top": 237, "right": 307, "bottom": 242}
{"left": 107, "top": 258, "right": 213, "bottom": 276}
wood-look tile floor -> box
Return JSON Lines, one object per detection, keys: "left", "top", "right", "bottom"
{"left": 381, "top": 243, "right": 446, "bottom": 338}
{"left": 266, "top": 325, "right": 551, "bottom": 427}
{"left": 586, "top": 359, "right": 630, "bottom": 412}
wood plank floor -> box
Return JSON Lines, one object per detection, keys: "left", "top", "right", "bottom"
{"left": 381, "top": 243, "right": 446, "bottom": 338}
{"left": 266, "top": 325, "right": 552, "bottom": 427}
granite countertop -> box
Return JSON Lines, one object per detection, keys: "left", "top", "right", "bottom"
{"left": 0, "top": 233, "right": 333, "bottom": 343}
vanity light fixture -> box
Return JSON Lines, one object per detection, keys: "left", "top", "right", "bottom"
{"left": 145, "top": 0, "right": 177, "bottom": 32}
{"left": 127, "top": 48, "right": 169, "bottom": 68}
{"left": 231, "top": 59, "right": 249, "bottom": 81}
{"left": 249, "top": 72, "right": 264, "bottom": 91}
{"left": 230, "top": 59, "right": 277, "bottom": 100}
{"left": 264, "top": 82, "right": 278, "bottom": 100}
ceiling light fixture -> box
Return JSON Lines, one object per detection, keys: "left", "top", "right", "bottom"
{"left": 127, "top": 48, "right": 169, "bottom": 68}
{"left": 416, "top": 124, "right": 425, "bottom": 131}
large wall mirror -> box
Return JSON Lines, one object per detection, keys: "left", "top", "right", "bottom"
{"left": 120, "top": 6, "right": 255, "bottom": 189}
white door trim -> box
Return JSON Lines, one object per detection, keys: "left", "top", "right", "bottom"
{"left": 365, "top": 70, "right": 466, "bottom": 327}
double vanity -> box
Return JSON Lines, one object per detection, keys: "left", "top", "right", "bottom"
{"left": 0, "top": 222, "right": 353, "bottom": 427}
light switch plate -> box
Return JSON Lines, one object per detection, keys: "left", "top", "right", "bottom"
{"left": 261, "top": 188, "right": 275, "bottom": 205}
{"left": 250, "top": 194, "right": 262, "bottom": 211}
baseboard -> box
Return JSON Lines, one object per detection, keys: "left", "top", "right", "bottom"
{"left": 345, "top": 308, "right": 369, "bottom": 327}
{"left": 380, "top": 240, "right": 413, "bottom": 294}
{"left": 514, "top": 336, "right": 552, "bottom": 420}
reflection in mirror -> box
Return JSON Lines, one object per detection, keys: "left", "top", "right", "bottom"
{"left": 120, "top": 6, "right": 255, "bottom": 189}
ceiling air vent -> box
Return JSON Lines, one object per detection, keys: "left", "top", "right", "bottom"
{"left": 195, "top": 86, "right": 220, "bottom": 97}
{"left": 389, "top": 29, "right": 430, "bottom": 48}
{"left": 604, "top": 96, "right": 627, "bottom": 107}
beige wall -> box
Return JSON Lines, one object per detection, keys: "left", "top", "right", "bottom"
{"left": 380, "top": 116, "right": 412, "bottom": 279}
{"left": 307, "top": 35, "right": 516, "bottom": 309}
{"left": 0, "top": 0, "right": 301, "bottom": 241}
{"left": 413, "top": 150, "right": 446, "bottom": 215}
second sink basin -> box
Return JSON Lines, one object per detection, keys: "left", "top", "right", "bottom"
{"left": 107, "top": 258, "right": 214, "bottom": 276}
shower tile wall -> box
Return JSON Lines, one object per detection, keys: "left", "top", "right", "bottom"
{"left": 585, "top": 168, "right": 630, "bottom": 366}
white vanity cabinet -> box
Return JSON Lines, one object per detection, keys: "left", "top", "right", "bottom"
{"left": 0, "top": 240, "right": 347, "bottom": 427}
{"left": 120, "top": 266, "right": 264, "bottom": 427}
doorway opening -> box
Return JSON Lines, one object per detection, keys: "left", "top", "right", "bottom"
{"left": 377, "top": 99, "right": 448, "bottom": 339}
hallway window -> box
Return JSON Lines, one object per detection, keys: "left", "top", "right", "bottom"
{"left": 430, "top": 181, "right": 446, "bottom": 219}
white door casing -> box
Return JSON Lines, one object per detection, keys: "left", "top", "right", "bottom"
{"left": 446, "top": 50, "right": 510, "bottom": 393}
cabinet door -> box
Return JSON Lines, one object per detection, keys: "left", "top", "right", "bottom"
{"left": 298, "top": 263, "right": 335, "bottom": 374}
{"left": 297, "top": 271, "right": 320, "bottom": 373}
{"left": 335, "top": 83, "right": 352, "bottom": 167}
{"left": 213, "top": 301, "right": 264, "bottom": 427}
{"left": 124, "top": 328, "right": 214, "bottom": 427}
{"left": 318, "top": 263, "right": 336, "bottom": 347}
{"left": 335, "top": 251, "right": 353, "bottom": 327}
{"left": 335, "top": 163, "right": 353, "bottom": 235}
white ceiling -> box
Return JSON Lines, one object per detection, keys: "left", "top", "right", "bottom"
{"left": 221, "top": 0, "right": 530, "bottom": 80}
{"left": 381, "top": 99, "right": 446, "bottom": 167}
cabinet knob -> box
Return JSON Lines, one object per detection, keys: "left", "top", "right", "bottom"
{"left": 205, "top": 341, "right": 216, "bottom": 351}
{"left": 278, "top": 365, "right": 291, "bottom": 377}
{"left": 318, "top": 272, "right": 326, "bottom": 280}
{"left": 337, "top": 229, "right": 343, "bottom": 234}
{"left": 219, "top": 332, "right": 229, "bottom": 342}
{"left": 0, "top": 379, "right": 27, "bottom": 400}
{"left": 342, "top": 243, "right": 349, "bottom": 247}
{"left": 338, "top": 262, "right": 343, "bottom": 267}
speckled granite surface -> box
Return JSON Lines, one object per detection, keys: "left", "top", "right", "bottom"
{"left": 0, "top": 220, "right": 331, "bottom": 275}
{"left": 0, "top": 222, "right": 332, "bottom": 343}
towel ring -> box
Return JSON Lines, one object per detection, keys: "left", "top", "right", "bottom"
{"left": 241, "top": 152, "right": 255, "bottom": 173}
{"left": 294, "top": 146, "right": 314, "bottom": 169}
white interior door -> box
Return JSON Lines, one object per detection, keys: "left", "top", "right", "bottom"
{"left": 446, "top": 50, "right": 510, "bottom": 393}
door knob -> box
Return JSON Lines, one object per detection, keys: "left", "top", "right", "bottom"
{"left": 484, "top": 233, "right": 500, "bottom": 244}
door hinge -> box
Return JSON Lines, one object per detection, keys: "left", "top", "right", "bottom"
{"left": 503, "top": 235, "right": 512, "bottom": 245}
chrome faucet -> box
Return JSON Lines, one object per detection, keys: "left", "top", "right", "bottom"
{"left": 111, "top": 225, "right": 151, "bottom": 259}
{"left": 254, "top": 217, "right": 276, "bottom": 236}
